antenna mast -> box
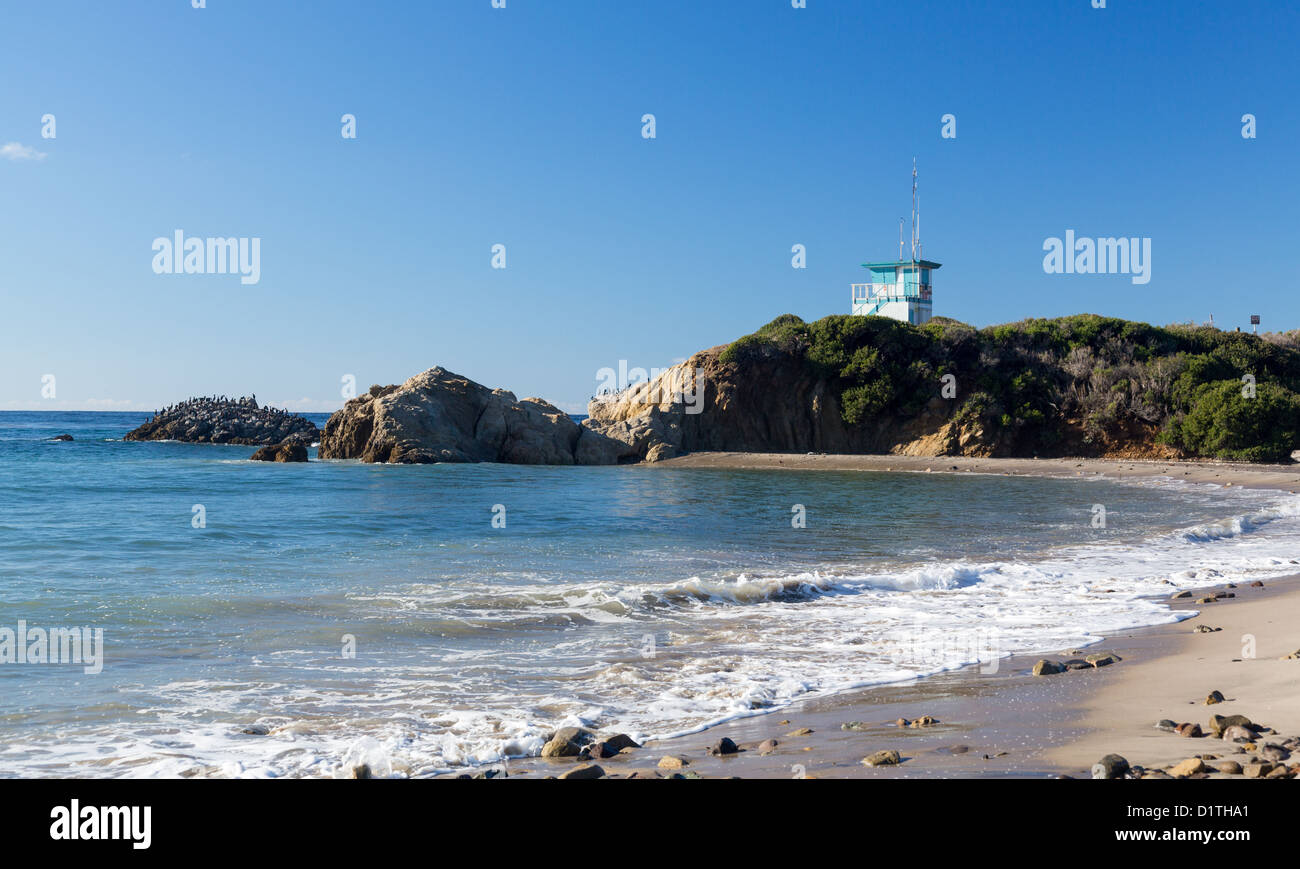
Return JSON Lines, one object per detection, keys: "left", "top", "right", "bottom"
{"left": 910, "top": 158, "right": 917, "bottom": 263}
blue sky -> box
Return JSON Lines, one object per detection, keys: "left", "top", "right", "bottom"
{"left": 2, "top": 0, "right": 1296, "bottom": 412}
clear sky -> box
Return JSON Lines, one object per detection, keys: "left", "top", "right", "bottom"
{"left": 2, "top": 0, "right": 1296, "bottom": 412}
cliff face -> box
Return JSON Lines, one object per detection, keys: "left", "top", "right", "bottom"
{"left": 125, "top": 397, "right": 319, "bottom": 446}
{"left": 585, "top": 314, "right": 1300, "bottom": 464}
{"left": 319, "top": 367, "right": 624, "bottom": 465}
{"left": 584, "top": 344, "right": 989, "bottom": 462}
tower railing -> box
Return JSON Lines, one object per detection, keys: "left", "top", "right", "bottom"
{"left": 852, "top": 282, "right": 931, "bottom": 301}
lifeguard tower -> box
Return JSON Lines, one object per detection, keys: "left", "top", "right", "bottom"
{"left": 850, "top": 161, "right": 941, "bottom": 326}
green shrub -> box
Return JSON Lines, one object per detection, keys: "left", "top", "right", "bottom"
{"left": 1162, "top": 380, "right": 1300, "bottom": 462}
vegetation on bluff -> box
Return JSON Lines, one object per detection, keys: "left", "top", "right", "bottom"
{"left": 719, "top": 313, "right": 1300, "bottom": 462}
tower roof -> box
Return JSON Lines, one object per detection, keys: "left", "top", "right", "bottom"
{"left": 862, "top": 260, "right": 942, "bottom": 270}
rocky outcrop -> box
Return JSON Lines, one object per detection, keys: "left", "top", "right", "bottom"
{"left": 125, "top": 396, "right": 319, "bottom": 446}
{"left": 586, "top": 312, "right": 1300, "bottom": 464}
{"left": 250, "top": 442, "right": 309, "bottom": 462}
{"left": 319, "top": 367, "right": 624, "bottom": 465}
{"left": 582, "top": 343, "right": 981, "bottom": 463}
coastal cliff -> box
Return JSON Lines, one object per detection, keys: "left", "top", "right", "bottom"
{"left": 584, "top": 314, "right": 1300, "bottom": 464}
{"left": 316, "top": 314, "right": 1300, "bottom": 466}
{"left": 318, "top": 367, "right": 624, "bottom": 464}
{"left": 125, "top": 396, "right": 319, "bottom": 446}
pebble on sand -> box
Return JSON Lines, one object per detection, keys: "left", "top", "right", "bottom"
{"left": 1169, "top": 758, "right": 1207, "bottom": 778}
{"left": 559, "top": 764, "right": 605, "bottom": 780}
{"left": 861, "top": 750, "right": 902, "bottom": 767}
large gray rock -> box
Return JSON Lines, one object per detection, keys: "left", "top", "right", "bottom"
{"left": 319, "top": 367, "right": 621, "bottom": 465}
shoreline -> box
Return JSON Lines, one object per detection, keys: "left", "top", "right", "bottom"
{"left": 650, "top": 451, "right": 1300, "bottom": 493}
{"left": 496, "top": 576, "right": 1300, "bottom": 780}
{"left": 494, "top": 453, "right": 1300, "bottom": 779}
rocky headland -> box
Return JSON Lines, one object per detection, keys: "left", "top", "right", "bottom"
{"left": 584, "top": 313, "right": 1300, "bottom": 464}
{"left": 125, "top": 396, "right": 319, "bottom": 446}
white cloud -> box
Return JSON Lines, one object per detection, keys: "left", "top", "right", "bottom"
{"left": 1, "top": 142, "right": 48, "bottom": 161}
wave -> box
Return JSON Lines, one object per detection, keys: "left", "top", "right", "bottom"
{"left": 1173, "top": 496, "right": 1300, "bottom": 543}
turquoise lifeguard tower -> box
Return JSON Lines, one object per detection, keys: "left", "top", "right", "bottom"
{"left": 850, "top": 161, "right": 941, "bottom": 326}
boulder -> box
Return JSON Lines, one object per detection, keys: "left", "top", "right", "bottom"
{"left": 1092, "top": 754, "right": 1130, "bottom": 779}
{"left": 319, "top": 367, "right": 623, "bottom": 466}
{"left": 644, "top": 442, "right": 680, "bottom": 463}
{"left": 580, "top": 741, "right": 618, "bottom": 760}
{"left": 1085, "top": 652, "right": 1121, "bottom": 667}
{"left": 862, "top": 750, "right": 902, "bottom": 767}
{"left": 250, "top": 442, "right": 308, "bottom": 463}
{"left": 1221, "top": 725, "right": 1254, "bottom": 742}
{"left": 601, "top": 733, "right": 640, "bottom": 753}
{"left": 1032, "top": 659, "right": 1065, "bottom": 676}
{"left": 1260, "top": 744, "right": 1291, "bottom": 762}
{"left": 558, "top": 764, "right": 605, "bottom": 780}
{"left": 540, "top": 726, "right": 596, "bottom": 758}
{"left": 707, "top": 737, "right": 739, "bottom": 757}
{"left": 1170, "top": 758, "right": 1206, "bottom": 777}
{"left": 1209, "top": 714, "right": 1256, "bottom": 738}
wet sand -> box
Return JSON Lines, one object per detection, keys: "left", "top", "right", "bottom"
{"left": 496, "top": 454, "right": 1300, "bottom": 779}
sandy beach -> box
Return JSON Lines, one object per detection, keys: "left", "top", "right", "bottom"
{"left": 495, "top": 454, "right": 1300, "bottom": 779}
{"left": 652, "top": 451, "right": 1300, "bottom": 493}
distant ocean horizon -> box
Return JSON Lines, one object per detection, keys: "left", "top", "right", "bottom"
{"left": 4, "top": 410, "right": 1300, "bottom": 778}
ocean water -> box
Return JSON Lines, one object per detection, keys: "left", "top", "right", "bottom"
{"left": 3, "top": 410, "right": 1300, "bottom": 778}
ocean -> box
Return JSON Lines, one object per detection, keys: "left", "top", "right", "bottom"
{"left": 3, "top": 410, "right": 1300, "bottom": 778}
